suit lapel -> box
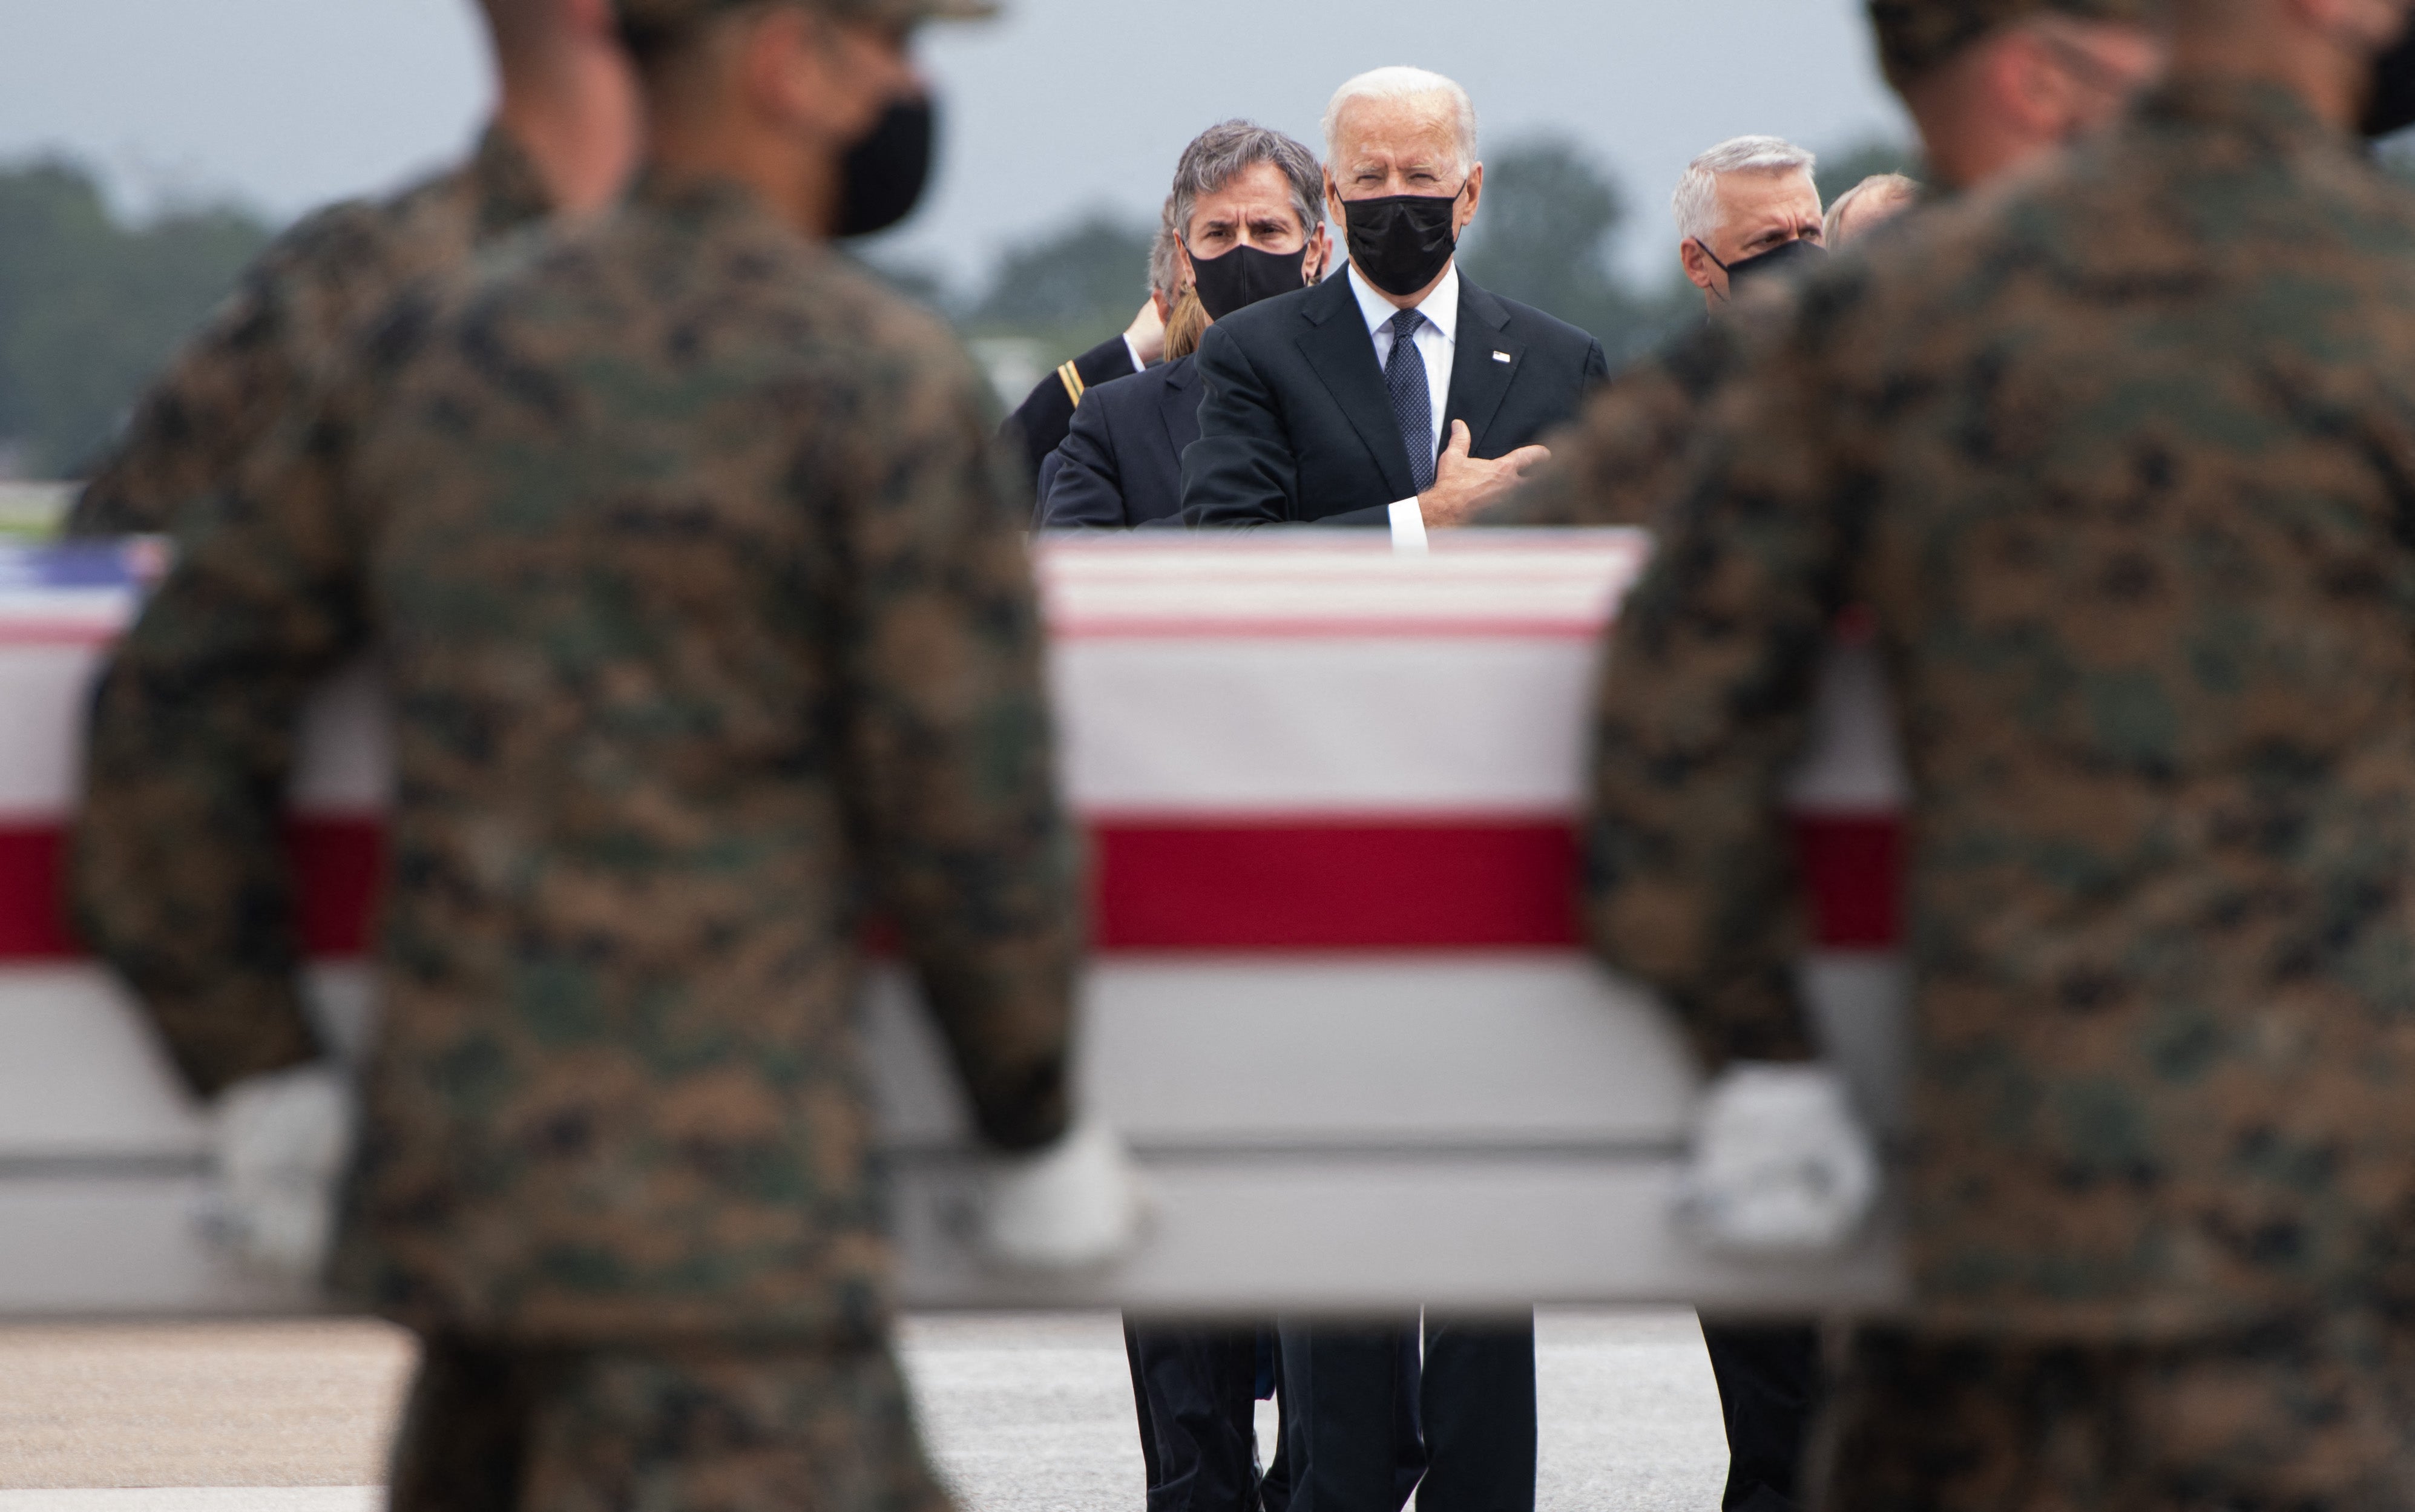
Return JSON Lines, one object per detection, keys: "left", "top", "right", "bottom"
{"left": 1296, "top": 275, "right": 1416, "bottom": 502}
{"left": 1444, "top": 280, "right": 1525, "bottom": 455}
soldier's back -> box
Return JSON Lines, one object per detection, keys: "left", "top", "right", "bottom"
{"left": 326, "top": 177, "right": 1057, "bottom": 1339}
{"left": 1595, "top": 77, "right": 2415, "bottom": 1339}
{"left": 1842, "top": 82, "right": 2415, "bottom": 1333}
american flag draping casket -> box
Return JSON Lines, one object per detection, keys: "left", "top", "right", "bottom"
{"left": 0, "top": 531, "right": 1907, "bottom": 1317}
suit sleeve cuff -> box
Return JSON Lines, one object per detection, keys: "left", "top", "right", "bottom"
{"left": 1122, "top": 335, "right": 1148, "bottom": 375}
{"left": 1388, "top": 498, "right": 1430, "bottom": 556}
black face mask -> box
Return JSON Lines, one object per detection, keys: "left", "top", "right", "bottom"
{"left": 2365, "top": 22, "right": 2415, "bottom": 138}
{"left": 1341, "top": 189, "right": 1464, "bottom": 298}
{"left": 836, "top": 95, "right": 935, "bottom": 238}
{"left": 1698, "top": 234, "right": 1827, "bottom": 295}
{"left": 1187, "top": 242, "right": 1312, "bottom": 321}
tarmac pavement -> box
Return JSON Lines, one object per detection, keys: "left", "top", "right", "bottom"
{"left": 0, "top": 1310, "right": 1732, "bottom": 1511}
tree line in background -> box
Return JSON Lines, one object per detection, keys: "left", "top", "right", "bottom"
{"left": 36, "top": 130, "right": 2335, "bottom": 480}
{"left": 0, "top": 163, "right": 271, "bottom": 478}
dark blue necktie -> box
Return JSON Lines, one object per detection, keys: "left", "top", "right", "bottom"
{"left": 1385, "top": 307, "right": 1436, "bottom": 495}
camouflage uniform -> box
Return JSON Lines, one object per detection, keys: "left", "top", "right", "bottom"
{"left": 1584, "top": 76, "right": 2415, "bottom": 1508}
{"left": 1490, "top": 314, "right": 1763, "bottom": 530}
{"left": 66, "top": 128, "right": 551, "bottom": 537}
{"left": 74, "top": 150, "right": 1065, "bottom": 1512}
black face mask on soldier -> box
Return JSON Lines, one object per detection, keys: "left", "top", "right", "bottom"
{"left": 2364, "top": 20, "right": 2415, "bottom": 138}
{"left": 835, "top": 94, "right": 935, "bottom": 238}
{"left": 1697, "top": 234, "right": 1827, "bottom": 295}
{"left": 1187, "top": 241, "right": 1312, "bottom": 321}
{"left": 1341, "top": 186, "right": 1464, "bottom": 298}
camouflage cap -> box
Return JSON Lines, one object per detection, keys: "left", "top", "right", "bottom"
{"left": 616, "top": 0, "right": 996, "bottom": 37}
{"left": 1868, "top": 0, "right": 2161, "bottom": 88}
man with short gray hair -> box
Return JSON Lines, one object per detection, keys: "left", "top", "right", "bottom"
{"left": 1673, "top": 135, "right": 1826, "bottom": 313}
{"left": 1181, "top": 65, "right": 1607, "bottom": 544}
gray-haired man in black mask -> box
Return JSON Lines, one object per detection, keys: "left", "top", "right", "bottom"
{"left": 1671, "top": 135, "right": 1828, "bottom": 315}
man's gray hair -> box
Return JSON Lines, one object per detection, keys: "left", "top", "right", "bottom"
{"left": 1671, "top": 136, "right": 1819, "bottom": 245}
{"left": 1321, "top": 66, "right": 1479, "bottom": 176}
{"left": 1148, "top": 197, "right": 1183, "bottom": 299}
{"left": 1168, "top": 120, "right": 1326, "bottom": 251}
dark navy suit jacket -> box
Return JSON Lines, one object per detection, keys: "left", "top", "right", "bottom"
{"left": 1180, "top": 270, "right": 1609, "bottom": 528}
{"left": 1037, "top": 354, "right": 1202, "bottom": 530}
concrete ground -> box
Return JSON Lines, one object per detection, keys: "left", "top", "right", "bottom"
{"left": 0, "top": 1310, "right": 1731, "bottom": 1511}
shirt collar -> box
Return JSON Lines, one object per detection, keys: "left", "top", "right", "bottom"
{"left": 1347, "top": 258, "right": 1460, "bottom": 344}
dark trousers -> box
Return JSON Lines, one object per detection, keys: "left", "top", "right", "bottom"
{"left": 1277, "top": 1313, "right": 1536, "bottom": 1512}
{"left": 1126, "top": 1318, "right": 1288, "bottom": 1512}
{"left": 1700, "top": 1321, "right": 1824, "bottom": 1512}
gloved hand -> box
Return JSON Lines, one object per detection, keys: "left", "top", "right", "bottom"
{"left": 202, "top": 1061, "right": 358, "bottom": 1283}
{"left": 977, "top": 1119, "right": 1149, "bottom": 1272}
{"left": 1675, "top": 1062, "right": 1878, "bottom": 1256}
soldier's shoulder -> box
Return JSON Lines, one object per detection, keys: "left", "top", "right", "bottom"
{"left": 410, "top": 207, "right": 989, "bottom": 419}
{"left": 266, "top": 156, "right": 484, "bottom": 278}
{"left": 233, "top": 195, "right": 407, "bottom": 298}
{"left": 747, "top": 244, "right": 992, "bottom": 410}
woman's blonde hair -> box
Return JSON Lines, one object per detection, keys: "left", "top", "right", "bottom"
{"left": 1163, "top": 288, "right": 1209, "bottom": 363}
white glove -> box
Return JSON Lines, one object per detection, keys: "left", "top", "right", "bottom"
{"left": 976, "top": 1119, "right": 1149, "bottom": 1272}
{"left": 1675, "top": 1062, "right": 1878, "bottom": 1256}
{"left": 203, "top": 1062, "right": 358, "bottom": 1283}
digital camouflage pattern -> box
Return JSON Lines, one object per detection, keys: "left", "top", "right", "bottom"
{"left": 1815, "top": 1317, "right": 2415, "bottom": 1511}
{"left": 1488, "top": 313, "right": 1764, "bottom": 531}
{"left": 388, "top": 1333, "right": 953, "bottom": 1512}
{"left": 73, "top": 173, "right": 1077, "bottom": 1341}
{"left": 1868, "top": 0, "right": 2167, "bottom": 89}
{"left": 1585, "top": 80, "right": 2415, "bottom": 1339}
{"left": 67, "top": 129, "right": 551, "bottom": 538}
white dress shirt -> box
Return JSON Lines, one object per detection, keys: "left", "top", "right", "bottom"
{"left": 1347, "top": 260, "right": 1459, "bottom": 554}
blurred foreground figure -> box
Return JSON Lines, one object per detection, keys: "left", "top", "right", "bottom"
{"left": 65, "top": 0, "right": 642, "bottom": 537}
{"left": 72, "top": 0, "right": 1146, "bottom": 1505}
{"left": 1586, "top": 0, "right": 2415, "bottom": 1505}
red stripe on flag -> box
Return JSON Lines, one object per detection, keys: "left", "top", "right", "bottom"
{"left": 1092, "top": 820, "right": 1583, "bottom": 950}
{"left": 0, "top": 827, "right": 72, "bottom": 958}
{"left": 1792, "top": 814, "right": 1902, "bottom": 950}
{"left": 0, "top": 815, "right": 1902, "bottom": 960}
{"left": 0, "top": 818, "right": 386, "bottom": 961}
{"left": 288, "top": 818, "right": 387, "bottom": 958}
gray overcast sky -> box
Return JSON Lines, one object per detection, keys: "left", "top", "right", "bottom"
{"left": 0, "top": 0, "right": 1911, "bottom": 289}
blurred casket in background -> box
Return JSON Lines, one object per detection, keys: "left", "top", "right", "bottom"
{"left": 0, "top": 531, "right": 1907, "bottom": 1318}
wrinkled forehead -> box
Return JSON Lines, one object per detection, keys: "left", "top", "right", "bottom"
{"left": 1189, "top": 162, "right": 1310, "bottom": 232}
{"left": 1327, "top": 95, "right": 1463, "bottom": 166}
{"left": 1714, "top": 166, "right": 1821, "bottom": 228}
